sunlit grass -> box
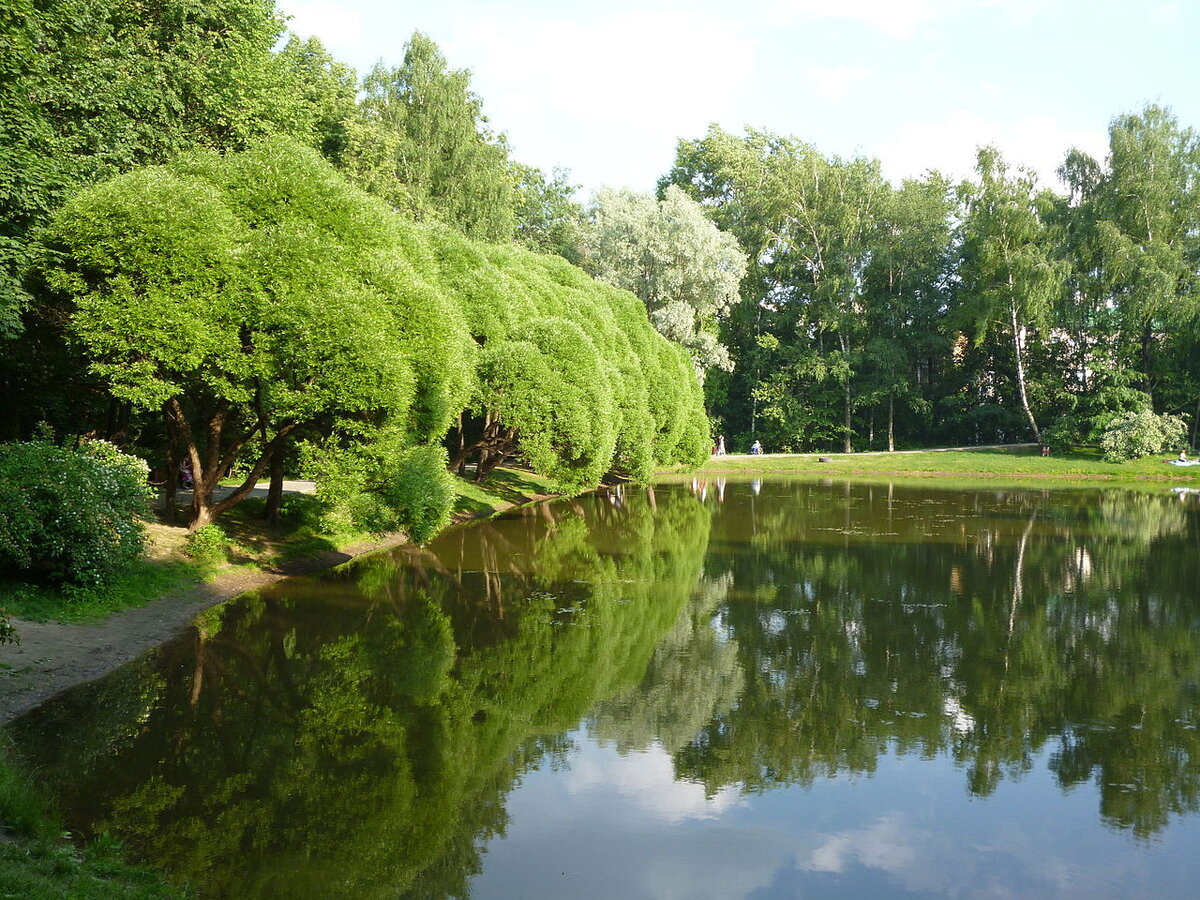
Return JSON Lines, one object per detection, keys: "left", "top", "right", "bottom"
{"left": 695, "top": 446, "right": 1200, "bottom": 482}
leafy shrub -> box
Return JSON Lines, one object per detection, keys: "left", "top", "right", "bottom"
{"left": 308, "top": 439, "right": 455, "bottom": 544}
{"left": 0, "top": 609, "right": 16, "bottom": 645}
{"left": 380, "top": 444, "right": 456, "bottom": 544}
{"left": 1099, "top": 409, "right": 1188, "bottom": 462}
{"left": 0, "top": 440, "right": 152, "bottom": 585}
{"left": 185, "top": 524, "right": 229, "bottom": 564}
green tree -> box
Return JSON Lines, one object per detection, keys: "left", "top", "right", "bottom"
{"left": 663, "top": 126, "right": 886, "bottom": 451}
{"left": 1091, "top": 105, "right": 1200, "bottom": 406}
{"left": 957, "top": 146, "right": 1066, "bottom": 443}
{"left": 861, "top": 175, "right": 954, "bottom": 449}
{"left": 0, "top": 0, "right": 337, "bottom": 438}
{"left": 342, "top": 31, "right": 517, "bottom": 242}
{"left": 580, "top": 185, "right": 748, "bottom": 379}
{"left": 37, "top": 139, "right": 470, "bottom": 528}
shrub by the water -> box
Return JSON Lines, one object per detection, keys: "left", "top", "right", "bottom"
{"left": 1099, "top": 409, "right": 1188, "bottom": 462}
{"left": 184, "top": 524, "right": 229, "bottom": 565}
{"left": 309, "top": 438, "right": 455, "bottom": 544}
{"left": 0, "top": 440, "right": 151, "bottom": 585}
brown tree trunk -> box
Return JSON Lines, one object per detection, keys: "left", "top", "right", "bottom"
{"left": 264, "top": 448, "right": 286, "bottom": 524}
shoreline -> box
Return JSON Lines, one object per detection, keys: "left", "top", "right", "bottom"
{"left": 0, "top": 490, "right": 559, "bottom": 727}
{"left": 3, "top": 457, "right": 1195, "bottom": 727}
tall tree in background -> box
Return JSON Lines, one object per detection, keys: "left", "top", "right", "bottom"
{"left": 861, "top": 175, "right": 954, "bottom": 450}
{"left": 579, "top": 185, "right": 747, "bottom": 379}
{"left": 1092, "top": 106, "right": 1200, "bottom": 404}
{"left": 958, "top": 146, "right": 1066, "bottom": 444}
{"left": 343, "top": 31, "right": 517, "bottom": 242}
{"left": 664, "top": 126, "right": 885, "bottom": 452}
{"left": 511, "top": 163, "right": 584, "bottom": 263}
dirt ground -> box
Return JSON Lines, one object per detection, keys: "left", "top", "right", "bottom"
{"left": 0, "top": 532, "right": 409, "bottom": 725}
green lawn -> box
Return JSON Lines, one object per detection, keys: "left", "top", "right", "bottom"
{"left": 695, "top": 446, "right": 1200, "bottom": 482}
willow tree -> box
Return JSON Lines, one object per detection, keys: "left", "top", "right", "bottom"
{"left": 38, "top": 138, "right": 473, "bottom": 528}
{"left": 958, "top": 146, "right": 1066, "bottom": 444}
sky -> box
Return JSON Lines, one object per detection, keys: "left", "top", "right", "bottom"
{"left": 276, "top": 0, "right": 1200, "bottom": 197}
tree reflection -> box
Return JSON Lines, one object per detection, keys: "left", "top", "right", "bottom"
{"left": 673, "top": 482, "right": 1200, "bottom": 837}
{"left": 9, "top": 487, "right": 713, "bottom": 898}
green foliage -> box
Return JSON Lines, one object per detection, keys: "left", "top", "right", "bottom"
{"left": 378, "top": 445, "right": 456, "bottom": 544}
{"left": 1100, "top": 409, "right": 1188, "bottom": 462}
{"left": 580, "top": 184, "right": 748, "bottom": 377}
{"left": 343, "top": 31, "right": 516, "bottom": 242}
{"left": 184, "top": 525, "right": 229, "bottom": 565}
{"left": 307, "top": 437, "right": 455, "bottom": 543}
{"left": 0, "top": 440, "right": 150, "bottom": 585}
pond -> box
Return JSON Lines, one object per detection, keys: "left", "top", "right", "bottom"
{"left": 7, "top": 479, "right": 1200, "bottom": 898}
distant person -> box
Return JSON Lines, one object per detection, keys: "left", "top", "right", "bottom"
{"left": 750, "top": 440, "right": 763, "bottom": 455}
{"left": 1180, "top": 449, "right": 1189, "bottom": 462}
{"left": 179, "top": 455, "right": 194, "bottom": 489}
{"left": 716, "top": 435, "right": 726, "bottom": 456}
{"left": 1041, "top": 445, "right": 1051, "bottom": 457}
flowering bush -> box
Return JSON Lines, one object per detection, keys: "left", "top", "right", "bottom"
{"left": 1099, "top": 410, "right": 1188, "bottom": 462}
{"left": 0, "top": 440, "right": 152, "bottom": 585}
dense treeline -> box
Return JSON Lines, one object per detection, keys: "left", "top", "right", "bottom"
{"left": 0, "top": 6, "right": 706, "bottom": 544}
{"left": 660, "top": 113, "right": 1200, "bottom": 453}
{"left": 4, "top": 0, "right": 1200, "bottom": 543}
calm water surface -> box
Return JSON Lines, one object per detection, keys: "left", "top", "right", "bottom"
{"left": 9, "top": 479, "right": 1200, "bottom": 898}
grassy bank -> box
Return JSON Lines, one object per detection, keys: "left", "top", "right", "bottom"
{"left": 695, "top": 446, "right": 1200, "bottom": 482}
{"left": 0, "top": 734, "right": 187, "bottom": 899}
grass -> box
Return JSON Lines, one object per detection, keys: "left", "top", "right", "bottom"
{"left": 695, "top": 445, "right": 1200, "bottom": 483}
{"left": 0, "top": 560, "right": 203, "bottom": 625}
{"left": 0, "top": 734, "right": 188, "bottom": 899}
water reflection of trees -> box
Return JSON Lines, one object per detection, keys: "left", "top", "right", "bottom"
{"left": 10, "top": 488, "right": 714, "bottom": 899}
{"left": 674, "top": 482, "right": 1200, "bottom": 837}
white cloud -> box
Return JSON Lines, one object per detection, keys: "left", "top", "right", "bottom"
{"left": 873, "top": 109, "right": 1110, "bottom": 187}
{"left": 807, "top": 65, "right": 871, "bottom": 99}
{"left": 442, "top": 11, "right": 758, "bottom": 190}
{"left": 803, "top": 814, "right": 921, "bottom": 874}
{"left": 756, "top": 0, "right": 961, "bottom": 38}
{"left": 566, "top": 742, "right": 744, "bottom": 823}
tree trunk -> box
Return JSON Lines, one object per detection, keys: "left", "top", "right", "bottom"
{"left": 1010, "top": 299, "right": 1041, "bottom": 443}
{"left": 887, "top": 393, "right": 895, "bottom": 452}
{"left": 264, "top": 449, "right": 286, "bottom": 524}
{"left": 164, "top": 406, "right": 179, "bottom": 525}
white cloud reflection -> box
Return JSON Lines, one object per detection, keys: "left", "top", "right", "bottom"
{"left": 566, "top": 741, "right": 744, "bottom": 823}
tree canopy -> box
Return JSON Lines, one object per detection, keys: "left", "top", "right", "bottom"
{"left": 35, "top": 139, "right": 709, "bottom": 528}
